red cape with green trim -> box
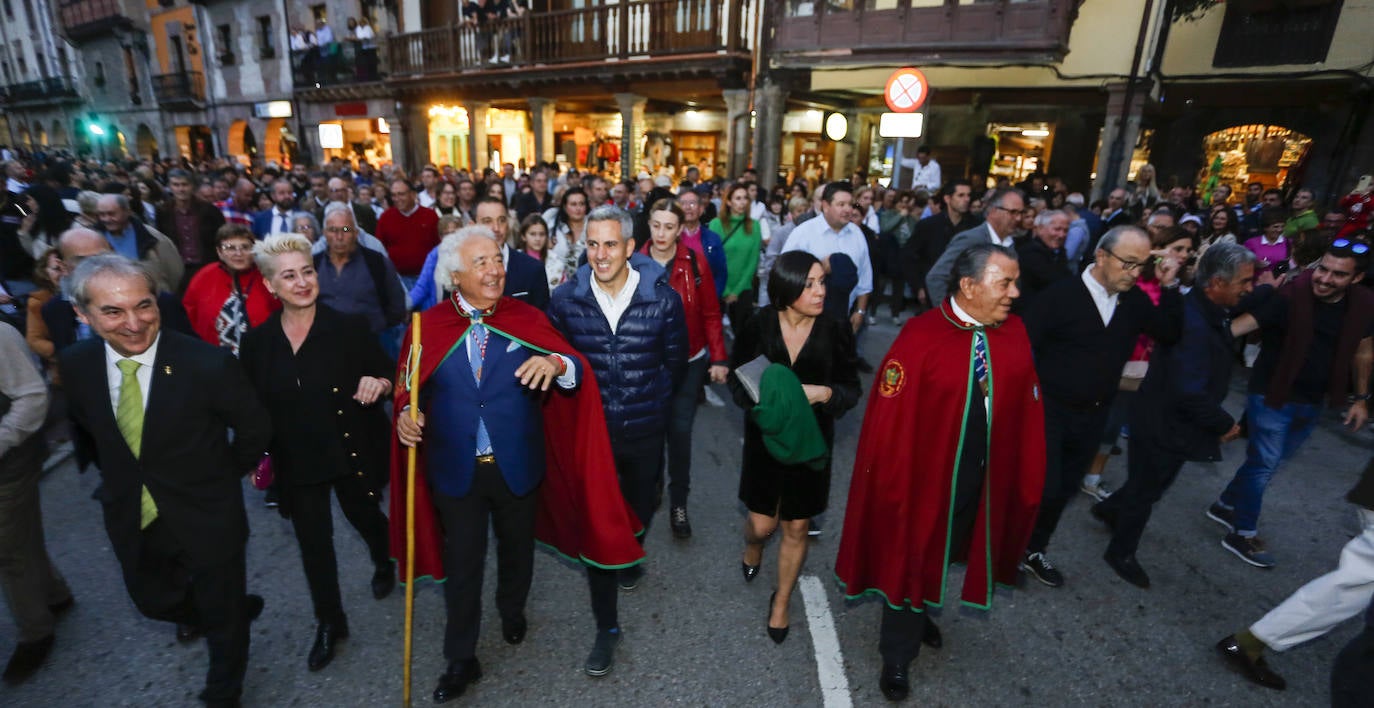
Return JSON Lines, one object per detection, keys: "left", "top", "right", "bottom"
{"left": 388, "top": 295, "right": 644, "bottom": 582}
{"left": 835, "top": 300, "right": 1045, "bottom": 611}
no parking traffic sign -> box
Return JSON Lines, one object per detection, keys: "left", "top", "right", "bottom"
{"left": 884, "top": 67, "right": 929, "bottom": 114}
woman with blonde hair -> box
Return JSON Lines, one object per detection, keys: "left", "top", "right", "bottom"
{"left": 238, "top": 232, "right": 395, "bottom": 673}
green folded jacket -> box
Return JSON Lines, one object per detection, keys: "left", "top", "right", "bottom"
{"left": 750, "top": 363, "right": 829, "bottom": 470}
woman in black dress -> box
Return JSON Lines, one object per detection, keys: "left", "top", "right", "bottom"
{"left": 238, "top": 233, "right": 395, "bottom": 672}
{"left": 729, "top": 251, "right": 862, "bottom": 643}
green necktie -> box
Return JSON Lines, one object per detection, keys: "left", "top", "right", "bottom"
{"left": 116, "top": 359, "right": 158, "bottom": 529}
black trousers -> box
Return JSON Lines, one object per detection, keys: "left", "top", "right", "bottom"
{"left": 288, "top": 475, "right": 391, "bottom": 624}
{"left": 727, "top": 292, "right": 756, "bottom": 340}
{"left": 666, "top": 356, "right": 709, "bottom": 509}
{"left": 582, "top": 433, "right": 665, "bottom": 633}
{"left": 878, "top": 384, "right": 986, "bottom": 668}
{"left": 1026, "top": 401, "right": 1110, "bottom": 554}
{"left": 432, "top": 459, "right": 537, "bottom": 663}
{"left": 124, "top": 519, "right": 249, "bottom": 703}
{"left": 1097, "top": 435, "right": 1186, "bottom": 558}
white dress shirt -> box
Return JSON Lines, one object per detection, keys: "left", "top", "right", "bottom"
{"left": 105, "top": 336, "right": 160, "bottom": 416}
{"left": 910, "top": 158, "right": 942, "bottom": 193}
{"left": 1080, "top": 265, "right": 1119, "bottom": 327}
{"left": 947, "top": 298, "right": 990, "bottom": 415}
{"left": 985, "top": 221, "right": 1015, "bottom": 248}
{"left": 591, "top": 264, "right": 640, "bottom": 335}
{"left": 782, "top": 216, "right": 873, "bottom": 309}
{"left": 271, "top": 208, "right": 294, "bottom": 235}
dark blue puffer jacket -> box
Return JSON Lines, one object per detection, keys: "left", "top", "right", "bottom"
{"left": 547, "top": 254, "right": 688, "bottom": 443}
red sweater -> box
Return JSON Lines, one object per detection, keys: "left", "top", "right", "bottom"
{"left": 376, "top": 205, "right": 439, "bottom": 276}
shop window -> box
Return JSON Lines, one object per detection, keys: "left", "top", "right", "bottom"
{"left": 217, "top": 24, "right": 236, "bottom": 65}
{"left": 257, "top": 16, "right": 275, "bottom": 59}
{"left": 1198, "top": 125, "right": 1311, "bottom": 194}
{"left": 1213, "top": 0, "right": 1343, "bottom": 68}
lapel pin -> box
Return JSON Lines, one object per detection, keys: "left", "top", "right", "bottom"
{"left": 163, "top": 365, "right": 173, "bottom": 375}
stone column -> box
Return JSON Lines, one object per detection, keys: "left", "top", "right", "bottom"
{"left": 528, "top": 97, "right": 557, "bottom": 166}
{"left": 722, "top": 88, "right": 750, "bottom": 179}
{"left": 389, "top": 100, "right": 429, "bottom": 173}
{"left": 751, "top": 76, "right": 789, "bottom": 190}
{"left": 467, "top": 100, "right": 491, "bottom": 173}
{"left": 1091, "top": 80, "right": 1149, "bottom": 202}
{"left": 614, "top": 92, "right": 647, "bottom": 183}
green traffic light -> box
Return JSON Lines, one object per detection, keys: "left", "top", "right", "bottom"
{"left": 88, "top": 123, "right": 106, "bottom": 136}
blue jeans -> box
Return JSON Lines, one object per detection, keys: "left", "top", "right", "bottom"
{"left": 1219, "top": 393, "right": 1321, "bottom": 534}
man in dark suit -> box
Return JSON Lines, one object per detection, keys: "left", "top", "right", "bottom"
{"left": 1093, "top": 242, "right": 1255, "bottom": 588}
{"left": 924, "top": 187, "right": 1024, "bottom": 305}
{"left": 512, "top": 168, "right": 553, "bottom": 222}
{"left": 42, "top": 228, "right": 191, "bottom": 358}
{"left": 901, "top": 179, "right": 977, "bottom": 311}
{"left": 252, "top": 179, "right": 301, "bottom": 238}
{"left": 472, "top": 196, "right": 549, "bottom": 308}
{"left": 395, "top": 229, "right": 581, "bottom": 702}
{"left": 59, "top": 254, "right": 271, "bottom": 707}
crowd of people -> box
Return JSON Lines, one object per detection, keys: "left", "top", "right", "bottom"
{"left": 1, "top": 147, "right": 1373, "bottom": 706}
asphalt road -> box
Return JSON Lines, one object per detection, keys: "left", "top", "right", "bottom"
{"left": 3, "top": 318, "right": 1370, "bottom": 707}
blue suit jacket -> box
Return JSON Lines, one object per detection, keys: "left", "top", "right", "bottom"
{"left": 252, "top": 209, "right": 296, "bottom": 239}
{"left": 421, "top": 328, "right": 578, "bottom": 498}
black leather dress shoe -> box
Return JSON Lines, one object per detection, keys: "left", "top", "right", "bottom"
{"left": 922, "top": 619, "right": 942, "bottom": 649}
{"left": 741, "top": 562, "right": 760, "bottom": 583}
{"left": 372, "top": 562, "right": 396, "bottom": 600}
{"left": 879, "top": 663, "right": 910, "bottom": 701}
{"left": 1103, "top": 551, "right": 1150, "bottom": 589}
{"left": 502, "top": 615, "right": 527, "bottom": 645}
{"left": 308, "top": 620, "right": 350, "bottom": 671}
{"left": 3, "top": 635, "right": 54, "bottom": 683}
{"left": 1216, "top": 635, "right": 1286, "bottom": 690}
{"left": 433, "top": 658, "right": 482, "bottom": 703}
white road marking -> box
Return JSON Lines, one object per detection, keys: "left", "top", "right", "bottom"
{"left": 799, "top": 574, "right": 853, "bottom": 708}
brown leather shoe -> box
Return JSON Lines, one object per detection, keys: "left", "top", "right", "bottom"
{"left": 1216, "top": 635, "right": 1286, "bottom": 690}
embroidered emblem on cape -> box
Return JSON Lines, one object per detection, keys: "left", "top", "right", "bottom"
{"left": 878, "top": 360, "right": 906, "bottom": 398}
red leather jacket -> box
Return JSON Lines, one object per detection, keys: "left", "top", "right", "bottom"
{"left": 641, "top": 242, "right": 727, "bottom": 363}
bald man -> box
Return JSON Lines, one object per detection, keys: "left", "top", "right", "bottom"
{"left": 41, "top": 228, "right": 191, "bottom": 356}
{"left": 328, "top": 177, "right": 377, "bottom": 235}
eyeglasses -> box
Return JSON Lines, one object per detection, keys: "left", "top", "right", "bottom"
{"left": 993, "top": 206, "right": 1025, "bottom": 216}
{"left": 324, "top": 226, "right": 354, "bottom": 234}
{"left": 1103, "top": 248, "right": 1148, "bottom": 272}
{"left": 219, "top": 244, "right": 253, "bottom": 253}
{"left": 1332, "top": 238, "right": 1370, "bottom": 255}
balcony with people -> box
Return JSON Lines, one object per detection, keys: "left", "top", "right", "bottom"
{"left": 770, "top": 0, "right": 1079, "bottom": 65}
{"left": 289, "top": 15, "right": 384, "bottom": 90}
{"left": 386, "top": 0, "right": 757, "bottom": 88}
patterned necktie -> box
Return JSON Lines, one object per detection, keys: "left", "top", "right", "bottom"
{"left": 469, "top": 313, "right": 492, "bottom": 456}
{"left": 116, "top": 359, "right": 158, "bottom": 529}
{"left": 972, "top": 329, "right": 989, "bottom": 397}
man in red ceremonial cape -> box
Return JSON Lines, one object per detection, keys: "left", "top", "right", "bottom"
{"left": 835, "top": 243, "right": 1045, "bottom": 701}
{"left": 389, "top": 228, "right": 642, "bottom": 703}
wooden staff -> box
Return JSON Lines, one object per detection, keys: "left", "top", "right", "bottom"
{"left": 402, "top": 312, "right": 421, "bottom": 707}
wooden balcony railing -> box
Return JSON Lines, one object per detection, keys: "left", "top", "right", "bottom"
{"left": 389, "top": 0, "right": 755, "bottom": 78}
{"left": 59, "top": 0, "right": 134, "bottom": 40}
{"left": 771, "top": 0, "right": 1076, "bottom": 61}
{"left": 152, "top": 71, "right": 206, "bottom": 108}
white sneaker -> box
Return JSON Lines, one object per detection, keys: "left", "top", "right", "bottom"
{"left": 499, "top": 54, "right": 511, "bottom": 63}
{"left": 703, "top": 387, "right": 726, "bottom": 408}
{"left": 1079, "top": 481, "right": 1113, "bottom": 502}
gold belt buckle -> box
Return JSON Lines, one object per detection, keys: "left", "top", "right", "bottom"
{"left": 475, "top": 454, "right": 496, "bottom": 465}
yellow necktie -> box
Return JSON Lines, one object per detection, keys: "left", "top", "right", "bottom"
{"left": 116, "top": 359, "right": 158, "bottom": 529}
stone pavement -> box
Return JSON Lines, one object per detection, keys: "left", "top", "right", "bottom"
{"left": 2, "top": 319, "right": 1367, "bottom": 706}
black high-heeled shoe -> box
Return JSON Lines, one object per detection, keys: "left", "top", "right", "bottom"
{"left": 741, "top": 561, "right": 760, "bottom": 583}
{"left": 767, "top": 592, "right": 789, "bottom": 644}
